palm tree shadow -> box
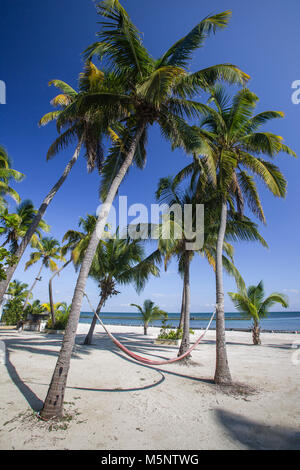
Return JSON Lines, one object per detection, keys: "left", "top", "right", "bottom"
{"left": 5, "top": 347, "right": 43, "bottom": 412}
{"left": 216, "top": 409, "right": 300, "bottom": 450}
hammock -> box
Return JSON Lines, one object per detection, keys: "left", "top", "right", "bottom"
{"left": 84, "top": 293, "right": 216, "bottom": 366}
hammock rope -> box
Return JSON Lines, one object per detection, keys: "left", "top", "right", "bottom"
{"left": 84, "top": 293, "right": 216, "bottom": 366}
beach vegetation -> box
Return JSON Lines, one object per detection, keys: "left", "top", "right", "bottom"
{"left": 228, "top": 281, "right": 289, "bottom": 344}
{"left": 131, "top": 299, "right": 167, "bottom": 335}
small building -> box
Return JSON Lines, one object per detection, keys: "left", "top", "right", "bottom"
{"left": 22, "top": 312, "right": 49, "bottom": 332}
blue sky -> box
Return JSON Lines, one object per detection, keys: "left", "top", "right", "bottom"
{"left": 0, "top": 0, "right": 299, "bottom": 312}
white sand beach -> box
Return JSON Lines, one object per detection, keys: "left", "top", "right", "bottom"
{"left": 0, "top": 323, "right": 299, "bottom": 450}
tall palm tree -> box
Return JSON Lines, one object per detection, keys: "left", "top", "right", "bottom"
{"left": 0, "top": 145, "right": 24, "bottom": 207}
{"left": 228, "top": 281, "right": 289, "bottom": 345}
{"left": 41, "top": 0, "right": 249, "bottom": 419}
{"left": 23, "top": 237, "right": 63, "bottom": 310}
{"left": 155, "top": 175, "right": 266, "bottom": 358}
{"left": 188, "top": 86, "right": 296, "bottom": 384}
{"left": 0, "top": 60, "right": 118, "bottom": 303}
{"left": 0, "top": 200, "right": 50, "bottom": 253}
{"left": 131, "top": 299, "right": 167, "bottom": 335}
{"left": 84, "top": 232, "right": 161, "bottom": 344}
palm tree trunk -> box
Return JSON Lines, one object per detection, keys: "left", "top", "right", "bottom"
{"left": 40, "top": 122, "right": 146, "bottom": 420}
{"left": 178, "top": 283, "right": 185, "bottom": 330}
{"left": 83, "top": 295, "right": 106, "bottom": 345}
{"left": 0, "top": 139, "right": 82, "bottom": 304}
{"left": 23, "top": 263, "right": 44, "bottom": 310}
{"left": 252, "top": 319, "right": 261, "bottom": 345}
{"left": 49, "top": 259, "right": 72, "bottom": 327}
{"left": 178, "top": 249, "right": 191, "bottom": 358}
{"left": 214, "top": 200, "right": 232, "bottom": 385}
{"left": 144, "top": 322, "right": 148, "bottom": 335}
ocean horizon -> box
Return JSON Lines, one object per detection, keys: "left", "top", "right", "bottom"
{"left": 79, "top": 311, "right": 300, "bottom": 332}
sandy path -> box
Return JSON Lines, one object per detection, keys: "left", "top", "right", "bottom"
{"left": 0, "top": 324, "right": 299, "bottom": 450}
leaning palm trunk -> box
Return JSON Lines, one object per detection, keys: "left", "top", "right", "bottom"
{"left": 252, "top": 319, "right": 261, "bottom": 345}
{"left": 40, "top": 122, "right": 146, "bottom": 420}
{"left": 178, "top": 284, "right": 185, "bottom": 330}
{"left": 83, "top": 295, "right": 106, "bottom": 345}
{"left": 49, "top": 259, "right": 72, "bottom": 327}
{"left": 214, "top": 200, "right": 232, "bottom": 384}
{"left": 0, "top": 140, "right": 82, "bottom": 304}
{"left": 23, "top": 263, "right": 44, "bottom": 310}
{"left": 178, "top": 250, "right": 191, "bottom": 358}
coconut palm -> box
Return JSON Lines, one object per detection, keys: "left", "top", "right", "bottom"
{"left": 6, "top": 279, "right": 30, "bottom": 302}
{"left": 24, "top": 299, "right": 47, "bottom": 318}
{"left": 155, "top": 175, "right": 267, "bottom": 358}
{"left": 181, "top": 86, "right": 296, "bottom": 384}
{"left": 23, "top": 237, "right": 63, "bottom": 310}
{"left": 0, "top": 145, "right": 24, "bottom": 206}
{"left": 0, "top": 200, "right": 50, "bottom": 254}
{"left": 0, "top": 60, "right": 120, "bottom": 304}
{"left": 84, "top": 232, "right": 161, "bottom": 344}
{"left": 131, "top": 300, "right": 167, "bottom": 335}
{"left": 228, "top": 281, "right": 289, "bottom": 345}
{"left": 41, "top": 0, "right": 249, "bottom": 419}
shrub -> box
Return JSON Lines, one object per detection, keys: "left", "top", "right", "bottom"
{"left": 46, "top": 310, "right": 69, "bottom": 330}
{"left": 1, "top": 298, "right": 24, "bottom": 325}
{"left": 157, "top": 317, "right": 194, "bottom": 340}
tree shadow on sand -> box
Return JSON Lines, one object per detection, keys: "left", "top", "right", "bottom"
{"left": 216, "top": 409, "right": 300, "bottom": 450}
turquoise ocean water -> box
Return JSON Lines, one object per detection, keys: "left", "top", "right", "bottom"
{"left": 79, "top": 311, "right": 300, "bottom": 332}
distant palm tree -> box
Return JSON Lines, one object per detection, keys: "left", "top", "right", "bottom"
{"left": 131, "top": 300, "right": 167, "bottom": 335}
{"left": 24, "top": 299, "right": 47, "bottom": 317}
{"left": 0, "top": 200, "right": 50, "bottom": 254}
{"left": 23, "top": 237, "right": 63, "bottom": 309}
{"left": 83, "top": 232, "right": 161, "bottom": 345}
{"left": 47, "top": 214, "right": 100, "bottom": 325}
{"left": 0, "top": 145, "right": 24, "bottom": 206}
{"left": 228, "top": 281, "right": 289, "bottom": 345}
{"left": 6, "top": 279, "right": 30, "bottom": 302}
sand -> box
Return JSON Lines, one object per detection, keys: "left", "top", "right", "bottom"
{"left": 0, "top": 322, "right": 299, "bottom": 450}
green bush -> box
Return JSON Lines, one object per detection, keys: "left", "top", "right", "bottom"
{"left": 1, "top": 298, "right": 24, "bottom": 325}
{"left": 157, "top": 317, "right": 194, "bottom": 340}
{"left": 46, "top": 311, "right": 69, "bottom": 330}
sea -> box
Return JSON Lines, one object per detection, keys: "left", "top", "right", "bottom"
{"left": 79, "top": 311, "right": 300, "bottom": 332}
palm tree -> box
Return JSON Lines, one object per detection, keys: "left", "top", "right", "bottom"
{"left": 131, "top": 300, "right": 167, "bottom": 335}
{"left": 23, "top": 237, "right": 63, "bottom": 309}
{"left": 228, "top": 281, "right": 289, "bottom": 345}
{"left": 40, "top": 0, "right": 249, "bottom": 419}
{"left": 0, "top": 60, "right": 118, "bottom": 303}
{"left": 84, "top": 232, "right": 161, "bottom": 345}
{"left": 42, "top": 301, "right": 71, "bottom": 329}
{"left": 24, "top": 299, "right": 47, "bottom": 317}
{"left": 183, "top": 86, "right": 296, "bottom": 384}
{"left": 155, "top": 175, "right": 266, "bottom": 358}
{"left": 0, "top": 200, "right": 50, "bottom": 254}
{"left": 0, "top": 145, "right": 24, "bottom": 206}
{"left": 6, "top": 279, "right": 30, "bottom": 302}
